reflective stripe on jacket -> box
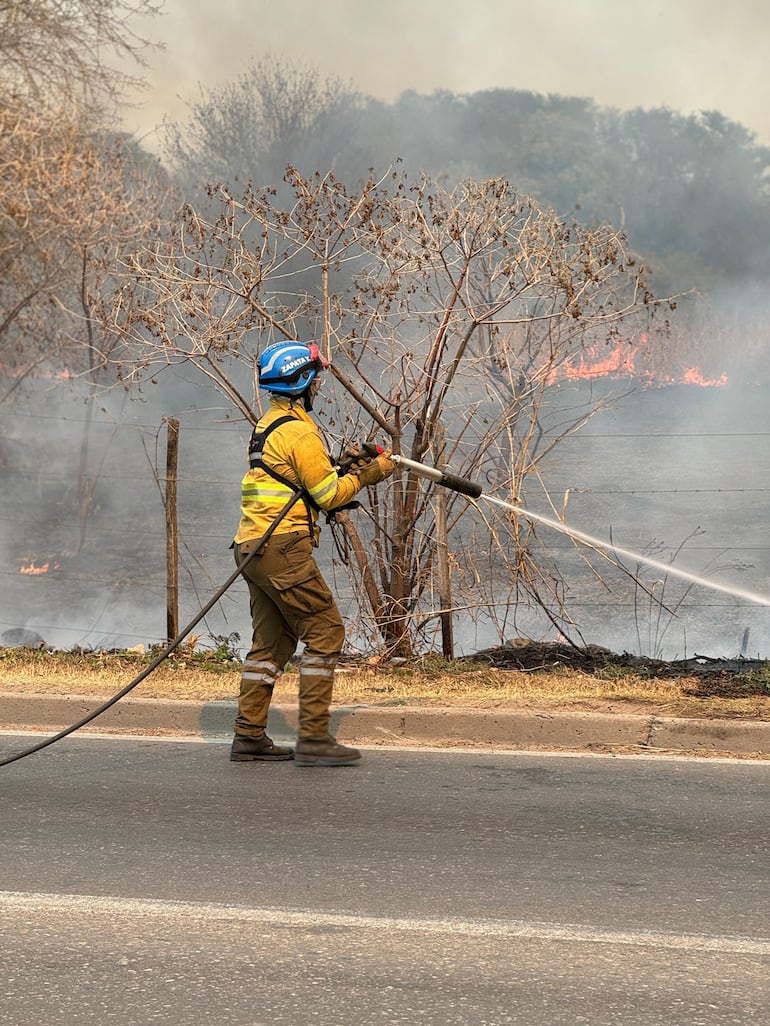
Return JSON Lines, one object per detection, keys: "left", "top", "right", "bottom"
{"left": 234, "top": 397, "right": 361, "bottom": 543}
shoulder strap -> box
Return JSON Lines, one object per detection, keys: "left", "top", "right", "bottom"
{"left": 248, "top": 415, "right": 297, "bottom": 468}
{"left": 246, "top": 413, "right": 319, "bottom": 537}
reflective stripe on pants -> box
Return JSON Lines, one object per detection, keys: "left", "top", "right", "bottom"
{"left": 235, "top": 658, "right": 283, "bottom": 737}
{"left": 234, "top": 532, "right": 345, "bottom": 739}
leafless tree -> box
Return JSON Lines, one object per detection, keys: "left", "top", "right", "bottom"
{"left": 162, "top": 55, "right": 365, "bottom": 193}
{"left": 103, "top": 167, "right": 674, "bottom": 656}
{"left": 0, "top": 0, "right": 161, "bottom": 111}
{"left": 1, "top": 107, "right": 176, "bottom": 383}
{"left": 0, "top": 1, "right": 171, "bottom": 540}
{"left": 0, "top": 0, "right": 165, "bottom": 398}
{"left": 63, "top": 133, "right": 178, "bottom": 551}
{"left": 1, "top": 103, "right": 178, "bottom": 552}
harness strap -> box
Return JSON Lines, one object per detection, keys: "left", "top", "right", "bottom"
{"left": 247, "top": 414, "right": 319, "bottom": 538}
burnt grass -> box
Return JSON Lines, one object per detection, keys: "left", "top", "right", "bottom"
{"left": 463, "top": 640, "right": 770, "bottom": 699}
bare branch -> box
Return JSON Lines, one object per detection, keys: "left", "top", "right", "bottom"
{"left": 101, "top": 167, "right": 673, "bottom": 655}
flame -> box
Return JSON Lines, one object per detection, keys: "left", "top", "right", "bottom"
{"left": 681, "top": 367, "right": 729, "bottom": 387}
{"left": 0, "top": 364, "right": 76, "bottom": 381}
{"left": 19, "top": 559, "right": 61, "bottom": 575}
{"left": 553, "top": 337, "right": 728, "bottom": 388}
{"left": 561, "top": 346, "right": 636, "bottom": 381}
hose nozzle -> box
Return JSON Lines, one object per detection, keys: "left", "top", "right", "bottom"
{"left": 391, "top": 454, "right": 483, "bottom": 498}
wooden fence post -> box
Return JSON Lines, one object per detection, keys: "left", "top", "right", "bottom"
{"left": 164, "top": 418, "right": 180, "bottom": 643}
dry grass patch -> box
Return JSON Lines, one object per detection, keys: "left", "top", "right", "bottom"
{"left": 0, "top": 647, "right": 768, "bottom": 721}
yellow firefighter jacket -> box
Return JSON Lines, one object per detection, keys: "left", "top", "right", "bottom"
{"left": 234, "top": 396, "right": 361, "bottom": 544}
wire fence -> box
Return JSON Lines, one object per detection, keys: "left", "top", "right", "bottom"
{"left": 3, "top": 398, "right": 770, "bottom": 658}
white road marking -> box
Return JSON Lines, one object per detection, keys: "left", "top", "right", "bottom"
{"left": 1, "top": 891, "right": 768, "bottom": 955}
{"left": 1, "top": 729, "right": 767, "bottom": 763}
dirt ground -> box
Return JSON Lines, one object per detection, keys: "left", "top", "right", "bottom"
{"left": 1, "top": 639, "right": 769, "bottom": 723}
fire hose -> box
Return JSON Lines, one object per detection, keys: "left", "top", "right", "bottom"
{"left": 390, "top": 454, "right": 482, "bottom": 497}
{"left": 0, "top": 455, "right": 483, "bottom": 768}
{"left": 0, "top": 489, "right": 309, "bottom": 768}
{"left": 5, "top": 442, "right": 768, "bottom": 769}
{"left": 338, "top": 448, "right": 482, "bottom": 498}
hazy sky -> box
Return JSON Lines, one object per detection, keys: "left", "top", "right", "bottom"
{"left": 122, "top": 0, "right": 770, "bottom": 148}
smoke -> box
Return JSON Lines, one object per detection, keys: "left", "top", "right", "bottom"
{"left": 5, "top": 3, "right": 770, "bottom": 660}
{"left": 123, "top": 0, "right": 770, "bottom": 148}
{"left": 4, "top": 370, "right": 770, "bottom": 660}
{"left": 0, "top": 378, "right": 253, "bottom": 653}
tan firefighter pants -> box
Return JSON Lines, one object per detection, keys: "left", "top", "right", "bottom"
{"left": 233, "top": 531, "right": 345, "bottom": 739}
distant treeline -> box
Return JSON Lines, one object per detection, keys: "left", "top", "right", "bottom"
{"left": 163, "top": 61, "right": 770, "bottom": 306}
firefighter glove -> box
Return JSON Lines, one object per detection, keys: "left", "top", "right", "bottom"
{"left": 354, "top": 453, "right": 395, "bottom": 487}
{"left": 337, "top": 442, "right": 381, "bottom": 474}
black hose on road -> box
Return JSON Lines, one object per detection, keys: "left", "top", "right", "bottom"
{"left": 0, "top": 491, "right": 307, "bottom": 768}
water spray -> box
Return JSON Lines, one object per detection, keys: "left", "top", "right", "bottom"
{"left": 4, "top": 453, "right": 768, "bottom": 768}
{"left": 391, "top": 454, "right": 770, "bottom": 608}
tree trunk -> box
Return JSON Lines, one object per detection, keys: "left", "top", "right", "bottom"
{"left": 436, "top": 486, "right": 454, "bottom": 658}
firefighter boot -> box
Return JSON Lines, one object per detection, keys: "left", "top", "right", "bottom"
{"left": 230, "top": 732, "right": 294, "bottom": 762}
{"left": 295, "top": 652, "right": 359, "bottom": 765}
{"left": 294, "top": 734, "right": 361, "bottom": 767}
{"left": 231, "top": 658, "right": 293, "bottom": 760}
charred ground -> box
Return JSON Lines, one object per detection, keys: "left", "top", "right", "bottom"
{"left": 465, "top": 639, "right": 770, "bottom": 699}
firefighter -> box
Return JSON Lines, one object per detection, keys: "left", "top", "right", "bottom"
{"left": 230, "top": 341, "right": 395, "bottom": 767}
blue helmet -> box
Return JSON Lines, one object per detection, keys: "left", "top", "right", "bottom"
{"left": 257, "top": 341, "right": 327, "bottom": 396}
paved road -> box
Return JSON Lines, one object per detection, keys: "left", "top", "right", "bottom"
{"left": 1, "top": 735, "right": 768, "bottom": 1025}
